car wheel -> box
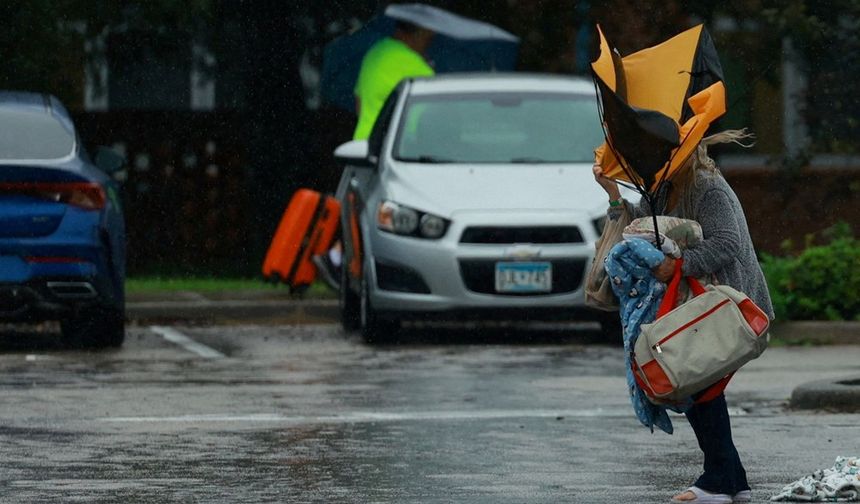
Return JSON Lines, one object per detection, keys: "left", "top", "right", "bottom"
{"left": 61, "top": 306, "right": 126, "bottom": 349}
{"left": 340, "top": 263, "right": 361, "bottom": 332}
{"left": 360, "top": 277, "right": 398, "bottom": 344}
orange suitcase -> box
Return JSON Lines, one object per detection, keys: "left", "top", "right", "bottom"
{"left": 262, "top": 189, "right": 340, "bottom": 291}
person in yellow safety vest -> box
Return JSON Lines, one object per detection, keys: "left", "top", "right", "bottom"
{"left": 313, "top": 22, "right": 436, "bottom": 291}
{"left": 352, "top": 21, "right": 436, "bottom": 140}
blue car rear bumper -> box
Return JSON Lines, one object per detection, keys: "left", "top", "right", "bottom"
{"left": 0, "top": 212, "right": 122, "bottom": 321}
{"left": 0, "top": 255, "right": 99, "bottom": 282}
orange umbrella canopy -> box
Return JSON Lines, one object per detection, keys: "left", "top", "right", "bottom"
{"left": 592, "top": 24, "right": 726, "bottom": 193}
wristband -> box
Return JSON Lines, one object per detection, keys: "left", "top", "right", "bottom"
{"left": 608, "top": 198, "right": 622, "bottom": 207}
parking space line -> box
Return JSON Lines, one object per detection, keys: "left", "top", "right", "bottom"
{"left": 102, "top": 409, "right": 626, "bottom": 424}
{"left": 149, "top": 325, "right": 225, "bottom": 359}
{"left": 101, "top": 408, "right": 748, "bottom": 425}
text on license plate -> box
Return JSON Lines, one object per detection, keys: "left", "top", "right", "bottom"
{"left": 495, "top": 262, "right": 552, "bottom": 293}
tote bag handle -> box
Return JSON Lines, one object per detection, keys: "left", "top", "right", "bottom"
{"left": 656, "top": 259, "right": 706, "bottom": 318}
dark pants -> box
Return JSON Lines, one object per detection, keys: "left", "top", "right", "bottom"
{"left": 685, "top": 393, "right": 750, "bottom": 495}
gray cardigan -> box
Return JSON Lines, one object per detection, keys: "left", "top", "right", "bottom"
{"left": 615, "top": 170, "right": 775, "bottom": 319}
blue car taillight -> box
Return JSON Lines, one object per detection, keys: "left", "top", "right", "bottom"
{"left": 0, "top": 182, "right": 106, "bottom": 210}
{"left": 24, "top": 256, "right": 89, "bottom": 264}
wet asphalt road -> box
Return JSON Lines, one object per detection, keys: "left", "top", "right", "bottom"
{"left": 0, "top": 323, "right": 857, "bottom": 503}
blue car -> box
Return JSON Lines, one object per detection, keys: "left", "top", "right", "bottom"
{"left": 0, "top": 92, "right": 126, "bottom": 347}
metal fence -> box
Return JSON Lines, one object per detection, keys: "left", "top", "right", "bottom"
{"left": 73, "top": 111, "right": 860, "bottom": 278}
{"left": 74, "top": 112, "right": 254, "bottom": 276}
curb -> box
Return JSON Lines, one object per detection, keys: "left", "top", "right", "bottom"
{"left": 126, "top": 295, "right": 860, "bottom": 343}
{"left": 127, "top": 299, "right": 339, "bottom": 325}
{"left": 771, "top": 321, "right": 860, "bottom": 345}
{"left": 790, "top": 375, "right": 860, "bottom": 412}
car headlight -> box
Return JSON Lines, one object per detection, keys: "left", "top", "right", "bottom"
{"left": 419, "top": 214, "right": 446, "bottom": 238}
{"left": 378, "top": 201, "right": 417, "bottom": 234}
{"left": 377, "top": 201, "right": 449, "bottom": 239}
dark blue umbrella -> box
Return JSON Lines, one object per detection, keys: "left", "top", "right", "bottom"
{"left": 321, "top": 4, "right": 520, "bottom": 111}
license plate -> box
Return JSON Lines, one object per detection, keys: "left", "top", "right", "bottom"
{"left": 495, "top": 262, "right": 552, "bottom": 293}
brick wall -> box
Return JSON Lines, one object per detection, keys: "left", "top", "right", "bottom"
{"left": 723, "top": 166, "right": 860, "bottom": 254}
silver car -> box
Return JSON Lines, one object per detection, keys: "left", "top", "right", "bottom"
{"left": 334, "top": 73, "right": 632, "bottom": 342}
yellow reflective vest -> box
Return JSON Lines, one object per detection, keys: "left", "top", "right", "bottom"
{"left": 353, "top": 38, "right": 434, "bottom": 140}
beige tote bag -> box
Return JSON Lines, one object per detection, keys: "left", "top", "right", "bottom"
{"left": 633, "top": 265, "right": 770, "bottom": 405}
{"left": 585, "top": 206, "right": 631, "bottom": 311}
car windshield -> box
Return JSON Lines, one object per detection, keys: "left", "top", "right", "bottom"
{"left": 0, "top": 109, "right": 75, "bottom": 160}
{"left": 394, "top": 91, "right": 604, "bottom": 164}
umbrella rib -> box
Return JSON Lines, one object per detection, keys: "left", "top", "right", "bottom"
{"left": 648, "top": 117, "right": 701, "bottom": 250}
{"left": 591, "top": 73, "right": 666, "bottom": 251}
{"left": 650, "top": 197, "right": 663, "bottom": 250}
{"left": 615, "top": 179, "right": 639, "bottom": 191}
{"left": 601, "top": 125, "right": 645, "bottom": 194}
{"left": 590, "top": 76, "right": 647, "bottom": 195}
{"left": 656, "top": 117, "right": 700, "bottom": 193}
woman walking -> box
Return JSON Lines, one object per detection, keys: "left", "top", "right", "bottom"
{"left": 593, "top": 130, "right": 775, "bottom": 504}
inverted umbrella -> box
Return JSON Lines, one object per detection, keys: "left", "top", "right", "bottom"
{"left": 321, "top": 3, "right": 520, "bottom": 111}
{"left": 591, "top": 23, "right": 726, "bottom": 235}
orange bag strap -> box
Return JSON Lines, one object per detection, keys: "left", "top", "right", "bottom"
{"left": 656, "top": 258, "right": 684, "bottom": 318}
{"left": 695, "top": 374, "right": 734, "bottom": 404}
{"left": 656, "top": 258, "right": 707, "bottom": 318}
{"left": 686, "top": 275, "right": 707, "bottom": 296}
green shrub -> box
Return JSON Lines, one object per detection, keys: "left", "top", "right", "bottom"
{"left": 760, "top": 223, "right": 860, "bottom": 321}
{"left": 760, "top": 253, "right": 792, "bottom": 321}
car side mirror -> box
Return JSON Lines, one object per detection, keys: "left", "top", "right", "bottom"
{"left": 334, "top": 140, "right": 374, "bottom": 168}
{"left": 94, "top": 146, "right": 125, "bottom": 175}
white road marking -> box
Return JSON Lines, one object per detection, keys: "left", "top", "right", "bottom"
{"left": 100, "top": 407, "right": 746, "bottom": 425}
{"left": 102, "top": 409, "right": 625, "bottom": 424}
{"left": 149, "top": 325, "right": 225, "bottom": 359}
{"left": 10, "top": 478, "right": 203, "bottom": 490}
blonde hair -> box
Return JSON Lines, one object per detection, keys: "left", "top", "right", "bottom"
{"left": 675, "top": 129, "right": 755, "bottom": 217}
{"left": 691, "top": 128, "right": 755, "bottom": 172}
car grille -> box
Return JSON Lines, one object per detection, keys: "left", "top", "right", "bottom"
{"left": 459, "top": 226, "right": 584, "bottom": 244}
{"left": 458, "top": 258, "right": 587, "bottom": 296}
